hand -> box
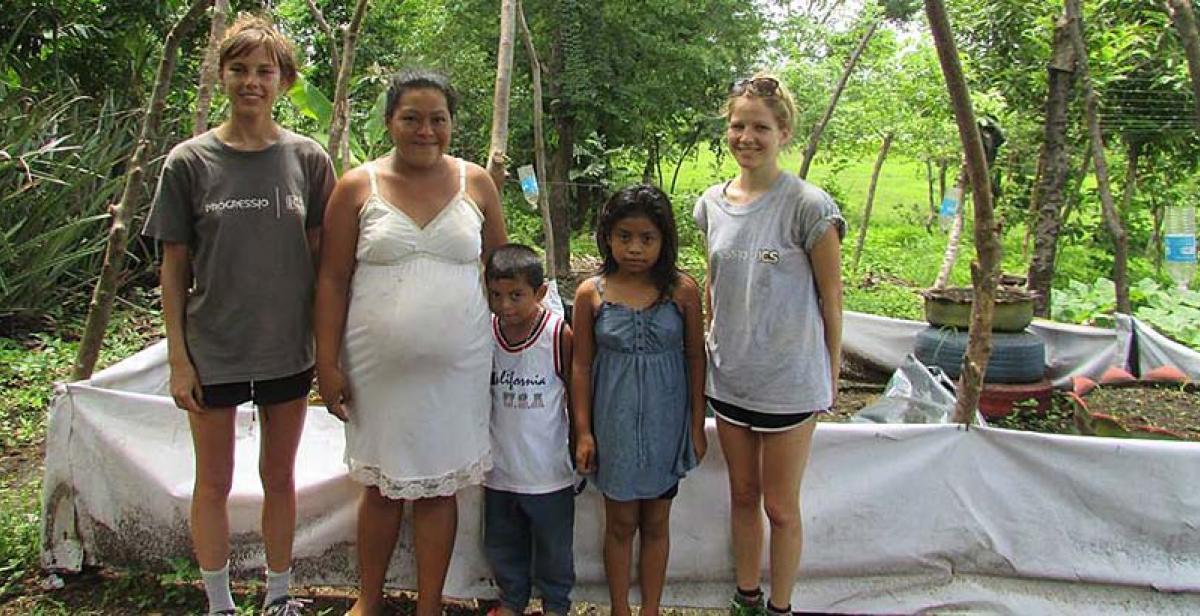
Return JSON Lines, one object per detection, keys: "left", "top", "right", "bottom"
{"left": 168, "top": 360, "right": 204, "bottom": 413}
{"left": 317, "top": 365, "right": 352, "bottom": 422}
{"left": 692, "top": 425, "right": 708, "bottom": 462}
{"left": 574, "top": 432, "right": 596, "bottom": 474}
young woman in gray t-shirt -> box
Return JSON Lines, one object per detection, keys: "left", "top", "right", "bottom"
{"left": 693, "top": 74, "right": 845, "bottom": 616}
{"left": 142, "top": 15, "right": 334, "bottom": 616}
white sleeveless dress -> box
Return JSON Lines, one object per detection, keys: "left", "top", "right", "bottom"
{"left": 342, "top": 158, "right": 492, "bottom": 499}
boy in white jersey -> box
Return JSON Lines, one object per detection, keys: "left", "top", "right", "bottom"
{"left": 483, "top": 244, "right": 576, "bottom": 616}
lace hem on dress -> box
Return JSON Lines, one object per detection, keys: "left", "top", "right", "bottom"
{"left": 347, "top": 453, "right": 493, "bottom": 500}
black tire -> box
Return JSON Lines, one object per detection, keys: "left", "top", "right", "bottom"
{"left": 913, "top": 327, "right": 1046, "bottom": 384}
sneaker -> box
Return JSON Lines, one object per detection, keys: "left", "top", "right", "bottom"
{"left": 730, "top": 593, "right": 766, "bottom": 616}
{"left": 264, "top": 596, "right": 310, "bottom": 615}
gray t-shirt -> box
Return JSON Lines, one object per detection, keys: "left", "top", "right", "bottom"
{"left": 694, "top": 172, "right": 846, "bottom": 413}
{"left": 142, "top": 129, "right": 335, "bottom": 385}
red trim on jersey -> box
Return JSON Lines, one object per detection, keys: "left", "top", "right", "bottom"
{"left": 493, "top": 308, "right": 551, "bottom": 353}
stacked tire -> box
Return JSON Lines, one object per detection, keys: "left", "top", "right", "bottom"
{"left": 915, "top": 292, "right": 1051, "bottom": 418}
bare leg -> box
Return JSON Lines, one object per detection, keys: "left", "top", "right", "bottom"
{"left": 762, "top": 420, "right": 816, "bottom": 610}
{"left": 258, "top": 398, "right": 307, "bottom": 572}
{"left": 188, "top": 407, "right": 237, "bottom": 570}
{"left": 717, "top": 418, "right": 764, "bottom": 593}
{"left": 349, "top": 486, "right": 403, "bottom": 616}
{"left": 636, "top": 498, "right": 673, "bottom": 616}
{"left": 603, "top": 498, "right": 640, "bottom": 616}
{"left": 413, "top": 495, "right": 457, "bottom": 616}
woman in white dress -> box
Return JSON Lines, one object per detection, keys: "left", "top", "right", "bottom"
{"left": 314, "top": 69, "right": 507, "bottom": 616}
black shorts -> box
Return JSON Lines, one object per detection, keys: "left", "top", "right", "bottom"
{"left": 708, "top": 396, "right": 817, "bottom": 433}
{"left": 201, "top": 367, "right": 314, "bottom": 408}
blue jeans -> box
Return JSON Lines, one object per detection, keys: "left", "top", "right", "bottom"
{"left": 484, "top": 486, "right": 575, "bottom": 614}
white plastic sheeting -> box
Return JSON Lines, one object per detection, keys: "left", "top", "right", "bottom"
{"left": 42, "top": 313, "right": 1200, "bottom": 614}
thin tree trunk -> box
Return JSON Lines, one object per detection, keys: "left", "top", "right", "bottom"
{"left": 1070, "top": 0, "right": 1131, "bottom": 314}
{"left": 548, "top": 7, "right": 575, "bottom": 280}
{"left": 305, "top": 0, "right": 342, "bottom": 82}
{"left": 925, "top": 158, "right": 936, "bottom": 229}
{"left": 73, "top": 0, "right": 212, "bottom": 381}
{"left": 487, "top": 0, "right": 519, "bottom": 191}
{"left": 1028, "top": 6, "right": 1077, "bottom": 317}
{"left": 926, "top": 0, "right": 1003, "bottom": 425}
{"left": 670, "top": 124, "right": 705, "bottom": 194}
{"left": 1120, "top": 138, "right": 1142, "bottom": 216}
{"left": 933, "top": 168, "right": 967, "bottom": 289}
{"left": 327, "top": 0, "right": 372, "bottom": 175}
{"left": 1059, "top": 135, "right": 1092, "bottom": 227}
{"left": 193, "top": 0, "right": 230, "bottom": 136}
{"left": 1166, "top": 0, "right": 1200, "bottom": 133}
{"left": 517, "top": 0, "right": 555, "bottom": 279}
{"left": 798, "top": 19, "right": 879, "bottom": 179}
{"left": 852, "top": 132, "right": 893, "bottom": 270}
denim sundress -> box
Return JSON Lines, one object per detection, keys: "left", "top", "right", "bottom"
{"left": 591, "top": 277, "right": 698, "bottom": 501}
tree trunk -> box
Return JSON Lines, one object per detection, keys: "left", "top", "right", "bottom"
{"left": 851, "top": 132, "right": 893, "bottom": 270}
{"left": 1070, "top": 0, "right": 1131, "bottom": 314}
{"left": 304, "top": 0, "right": 342, "bottom": 83}
{"left": 926, "top": 0, "right": 1003, "bottom": 425}
{"left": 933, "top": 168, "right": 967, "bottom": 289}
{"left": 327, "top": 0, "right": 372, "bottom": 175}
{"left": 72, "top": 0, "right": 212, "bottom": 381}
{"left": 798, "top": 19, "right": 879, "bottom": 179}
{"left": 1059, "top": 135, "right": 1092, "bottom": 227}
{"left": 1027, "top": 7, "right": 1077, "bottom": 317}
{"left": 925, "top": 158, "right": 936, "bottom": 230}
{"left": 517, "top": 0, "right": 556, "bottom": 279}
{"left": 642, "top": 136, "right": 659, "bottom": 185}
{"left": 487, "top": 0, "right": 519, "bottom": 191}
{"left": 670, "top": 124, "right": 705, "bottom": 193}
{"left": 1120, "top": 138, "right": 1142, "bottom": 216}
{"left": 1166, "top": 0, "right": 1200, "bottom": 133}
{"left": 548, "top": 6, "right": 575, "bottom": 280}
{"left": 192, "top": 0, "right": 229, "bottom": 136}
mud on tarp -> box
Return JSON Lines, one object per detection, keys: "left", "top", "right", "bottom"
{"left": 41, "top": 329, "right": 1200, "bottom": 614}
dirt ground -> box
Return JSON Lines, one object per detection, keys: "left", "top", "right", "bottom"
{"left": 1078, "top": 384, "right": 1200, "bottom": 440}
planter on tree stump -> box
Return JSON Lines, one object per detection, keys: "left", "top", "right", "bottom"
{"left": 920, "top": 286, "right": 1035, "bottom": 332}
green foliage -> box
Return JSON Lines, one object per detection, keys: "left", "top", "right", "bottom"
{"left": 0, "top": 89, "right": 140, "bottom": 320}
{"left": 0, "top": 481, "right": 39, "bottom": 600}
{"left": 989, "top": 395, "right": 1076, "bottom": 435}
{"left": 1052, "top": 277, "right": 1200, "bottom": 348}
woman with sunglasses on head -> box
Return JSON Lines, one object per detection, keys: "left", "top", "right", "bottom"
{"left": 693, "top": 74, "right": 845, "bottom": 616}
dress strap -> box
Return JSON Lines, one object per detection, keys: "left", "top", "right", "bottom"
{"left": 457, "top": 158, "right": 468, "bottom": 195}
{"left": 366, "top": 162, "right": 380, "bottom": 196}
{"left": 595, "top": 276, "right": 606, "bottom": 300}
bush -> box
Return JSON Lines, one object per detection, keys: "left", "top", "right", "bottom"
{"left": 0, "top": 88, "right": 141, "bottom": 321}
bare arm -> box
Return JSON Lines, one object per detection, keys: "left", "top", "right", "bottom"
{"left": 161, "top": 242, "right": 203, "bottom": 413}
{"left": 467, "top": 162, "right": 508, "bottom": 259}
{"left": 570, "top": 280, "right": 598, "bottom": 473}
{"left": 676, "top": 275, "right": 708, "bottom": 462}
{"left": 810, "top": 228, "right": 843, "bottom": 404}
{"left": 313, "top": 167, "right": 367, "bottom": 421}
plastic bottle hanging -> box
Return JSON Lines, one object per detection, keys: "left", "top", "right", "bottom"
{"left": 1163, "top": 205, "right": 1196, "bottom": 291}
{"left": 518, "top": 164, "right": 540, "bottom": 210}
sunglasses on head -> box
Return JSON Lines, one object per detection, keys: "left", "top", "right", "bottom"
{"left": 729, "top": 76, "right": 780, "bottom": 97}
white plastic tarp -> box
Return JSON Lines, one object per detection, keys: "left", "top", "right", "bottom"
{"left": 42, "top": 325, "right": 1200, "bottom": 614}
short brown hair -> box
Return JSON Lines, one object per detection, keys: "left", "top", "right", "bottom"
{"left": 723, "top": 72, "right": 798, "bottom": 135}
{"left": 219, "top": 13, "right": 298, "bottom": 86}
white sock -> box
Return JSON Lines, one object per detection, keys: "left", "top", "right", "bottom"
{"left": 200, "top": 562, "right": 236, "bottom": 614}
{"left": 264, "top": 567, "right": 292, "bottom": 606}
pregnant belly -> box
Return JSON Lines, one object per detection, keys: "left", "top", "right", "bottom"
{"left": 343, "top": 262, "right": 488, "bottom": 367}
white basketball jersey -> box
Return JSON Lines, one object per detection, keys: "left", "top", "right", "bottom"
{"left": 486, "top": 310, "right": 574, "bottom": 493}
